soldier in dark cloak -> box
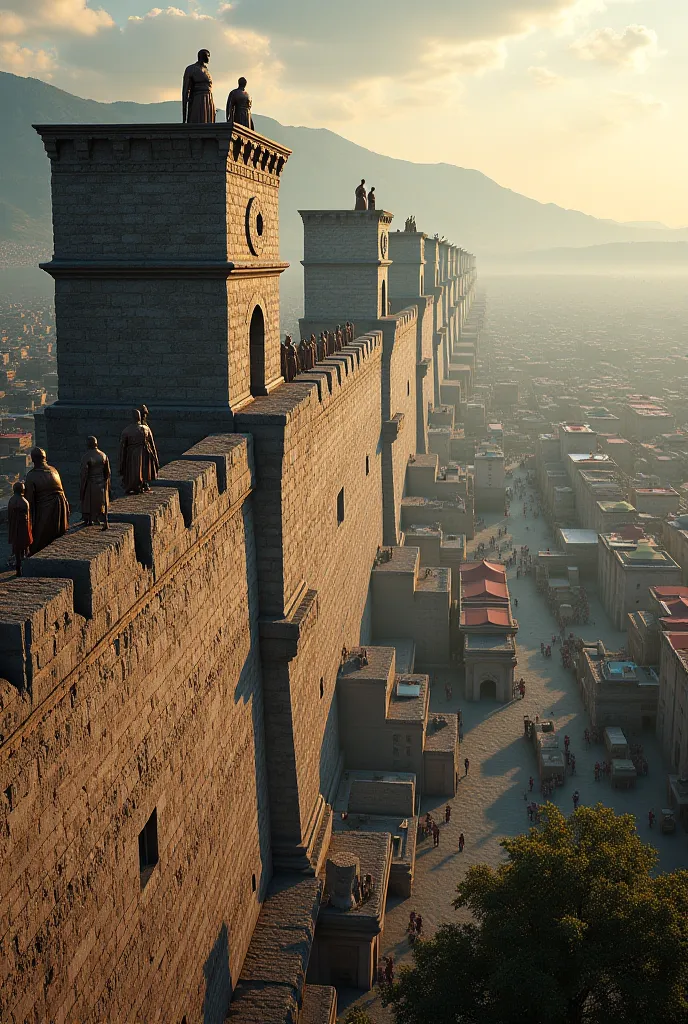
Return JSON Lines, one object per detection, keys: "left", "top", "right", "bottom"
{"left": 24, "top": 447, "right": 70, "bottom": 555}
{"left": 182, "top": 50, "right": 216, "bottom": 124}
{"left": 8, "top": 480, "right": 32, "bottom": 575}
{"left": 119, "top": 409, "right": 159, "bottom": 495}
{"left": 80, "top": 436, "right": 111, "bottom": 529}
{"left": 226, "top": 77, "right": 254, "bottom": 129}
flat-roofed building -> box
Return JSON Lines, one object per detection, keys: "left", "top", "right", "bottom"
{"left": 622, "top": 401, "right": 675, "bottom": 442}
{"left": 556, "top": 528, "right": 600, "bottom": 576}
{"left": 559, "top": 422, "right": 597, "bottom": 460}
{"left": 632, "top": 486, "right": 680, "bottom": 517}
{"left": 473, "top": 442, "right": 505, "bottom": 513}
{"left": 599, "top": 435, "right": 635, "bottom": 473}
{"left": 578, "top": 644, "right": 658, "bottom": 733}
{"left": 598, "top": 532, "right": 682, "bottom": 630}
{"left": 594, "top": 500, "right": 637, "bottom": 536}
{"left": 662, "top": 515, "right": 688, "bottom": 585}
{"left": 657, "top": 632, "right": 688, "bottom": 779}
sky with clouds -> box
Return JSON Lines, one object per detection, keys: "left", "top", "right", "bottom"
{"left": 1, "top": 0, "right": 685, "bottom": 226}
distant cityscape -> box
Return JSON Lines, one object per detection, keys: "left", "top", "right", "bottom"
{"left": 0, "top": 269, "right": 55, "bottom": 505}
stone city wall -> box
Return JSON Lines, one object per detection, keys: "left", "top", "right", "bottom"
{"left": 382, "top": 310, "right": 419, "bottom": 545}
{"left": 236, "top": 333, "right": 385, "bottom": 864}
{"left": 0, "top": 437, "right": 270, "bottom": 1024}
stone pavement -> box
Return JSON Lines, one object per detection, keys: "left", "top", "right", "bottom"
{"left": 339, "top": 467, "right": 688, "bottom": 1022}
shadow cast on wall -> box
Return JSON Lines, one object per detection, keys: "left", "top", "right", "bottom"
{"left": 203, "top": 923, "right": 233, "bottom": 1024}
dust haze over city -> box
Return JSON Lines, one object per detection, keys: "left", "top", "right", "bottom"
{"left": 2, "top": 2, "right": 688, "bottom": 1024}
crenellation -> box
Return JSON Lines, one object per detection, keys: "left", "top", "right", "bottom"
{"left": 3, "top": 110, "right": 484, "bottom": 1023}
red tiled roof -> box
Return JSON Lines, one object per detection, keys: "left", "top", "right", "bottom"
{"left": 462, "top": 579, "right": 509, "bottom": 601}
{"left": 459, "top": 560, "right": 506, "bottom": 583}
{"left": 661, "top": 597, "right": 688, "bottom": 618}
{"left": 461, "top": 607, "right": 512, "bottom": 627}
{"left": 666, "top": 633, "right": 688, "bottom": 653}
{"left": 660, "top": 618, "right": 688, "bottom": 632}
{"left": 652, "top": 586, "right": 688, "bottom": 599}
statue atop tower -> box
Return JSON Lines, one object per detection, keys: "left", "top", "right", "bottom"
{"left": 182, "top": 49, "right": 216, "bottom": 124}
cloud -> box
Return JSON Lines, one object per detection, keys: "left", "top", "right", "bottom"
{"left": 0, "top": 40, "right": 55, "bottom": 73}
{"left": 608, "top": 89, "right": 665, "bottom": 119}
{"left": 224, "top": 0, "right": 607, "bottom": 87}
{"left": 570, "top": 24, "right": 659, "bottom": 71}
{"left": 0, "top": 0, "right": 113, "bottom": 38}
{"left": 527, "top": 65, "right": 563, "bottom": 86}
{"left": 52, "top": 6, "right": 280, "bottom": 106}
{"left": 422, "top": 38, "right": 508, "bottom": 77}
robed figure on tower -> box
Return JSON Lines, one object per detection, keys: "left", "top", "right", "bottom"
{"left": 182, "top": 49, "right": 216, "bottom": 124}
{"left": 24, "top": 447, "right": 70, "bottom": 555}
{"left": 8, "top": 481, "right": 32, "bottom": 575}
{"left": 119, "top": 409, "right": 160, "bottom": 495}
{"left": 226, "top": 77, "right": 254, "bottom": 130}
{"left": 80, "top": 436, "right": 111, "bottom": 529}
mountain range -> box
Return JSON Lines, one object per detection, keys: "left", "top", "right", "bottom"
{"left": 1, "top": 71, "right": 687, "bottom": 261}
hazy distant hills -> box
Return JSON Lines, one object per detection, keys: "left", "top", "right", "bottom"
{"left": 2, "top": 71, "right": 687, "bottom": 259}
{"left": 516, "top": 241, "right": 688, "bottom": 267}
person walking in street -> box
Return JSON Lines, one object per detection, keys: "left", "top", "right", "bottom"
{"left": 458, "top": 833, "right": 465, "bottom": 852}
{"left": 415, "top": 914, "right": 423, "bottom": 936}
{"left": 384, "top": 955, "right": 394, "bottom": 985}
{"left": 432, "top": 822, "right": 440, "bottom": 847}
{"left": 529, "top": 776, "right": 534, "bottom": 792}
{"left": 649, "top": 809, "right": 656, "bottom": 829}
{"left": 445, "top": 804, "right": 451, "bottom": 824}
{"left": 573, "top": 790, "right": 580, "bottom": 810}
{"left": 464, "top": 757, "right": 470, "bottom": 776}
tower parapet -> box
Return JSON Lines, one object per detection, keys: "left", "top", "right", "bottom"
{"left": 34, "top": 122, "right": 291, "bottom": 497}
{"left": 299, "top": 208, "right": 393, "bottom": 330}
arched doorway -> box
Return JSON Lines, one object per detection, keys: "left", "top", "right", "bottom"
{"left": 249, "top": 305, "right": 266, "bottom": 396}
{"left": 480, "top": 678, "right": 497, "bottom": 701}
{"left": 381, "top": 280, "right": 386, "bottom": 317}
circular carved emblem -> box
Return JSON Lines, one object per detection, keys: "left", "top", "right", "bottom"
{"left": 380, "top": 232, "right": 388, "bottom": 259}
{"left": 245, "top": 197, "right": 266, "bottom": 256}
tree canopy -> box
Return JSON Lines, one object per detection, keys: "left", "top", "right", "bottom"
{"left": 384, "top": 803, "right": 688, "bottom": 1024}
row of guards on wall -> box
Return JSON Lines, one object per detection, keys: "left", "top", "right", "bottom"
{"left": 281, "top": 323, "right": 356, "bottom": 382}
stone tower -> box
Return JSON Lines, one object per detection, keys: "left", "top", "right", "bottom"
{"left": 34, "top": 122, "right": 291, "bottom": 497}
{"left": 387, "top": 230, "right": 435, "bottom": 454}
{"left": 298, "top": 209, "right": 393, "bottom": 338}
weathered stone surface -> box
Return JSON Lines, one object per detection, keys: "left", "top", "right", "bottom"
{"left": 0, "top": 438, "right": 269, "bottom": 1024}
{"left": 3, "top": 116, "right": 480, "bottom": 1024}
{"left": 226, "top": 875, "right": 322, "bottom": 1024}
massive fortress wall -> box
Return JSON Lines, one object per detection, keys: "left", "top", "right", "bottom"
{"left": 235, "top": 332, "right": 384, "bottom": 866}
{"left": 1, "top": 438, "right": 271, "bottom": 1023}
{"left": 1, "top": 120, "right": 478, "bottom": 1023}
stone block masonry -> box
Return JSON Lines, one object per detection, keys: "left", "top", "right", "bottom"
{"left": 34, "top": 123, "right": 291, "bottom": 501}
{"left": 7, "top": 117, "right": 481, "bottom": 1023}
{"left": 236, "top": 332, "right": 384, "bottom": 869}
{"left": 0, "top": 438, "right": 272, "bottom": 1024}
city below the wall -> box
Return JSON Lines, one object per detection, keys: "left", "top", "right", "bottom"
{"left": 1, "top": 116, "right": 688, "bottom": 1024}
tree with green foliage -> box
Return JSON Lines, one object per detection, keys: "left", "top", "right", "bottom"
{"left": 342, "top": 1007, "right": 375, "bottom": 1024}
{"left": 384, "top": 803, "right": 688, "bottom": 1024}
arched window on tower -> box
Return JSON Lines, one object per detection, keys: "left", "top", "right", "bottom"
{"left": 381, "top": 280, "right": 386, "bottom": 318}
{"left": 249, "top": 305, "right": 266, "bottom": 397}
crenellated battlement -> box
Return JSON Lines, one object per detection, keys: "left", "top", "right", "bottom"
{"left": 7, "top": 113, "right": 481, "bottom": 1024}
{"left": 0, "top": 435, "right": 254, "bottom": 734}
